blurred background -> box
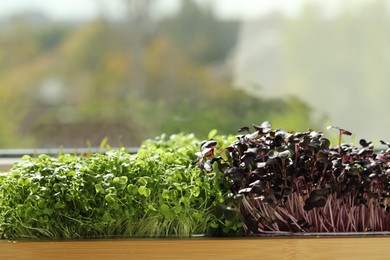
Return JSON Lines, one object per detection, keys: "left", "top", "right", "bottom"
{"left": 0, "top": 0, "right": 389, "bottom": 148}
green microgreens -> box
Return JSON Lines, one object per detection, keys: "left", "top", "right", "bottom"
{"left": 0, "top": 133, "right": 240, "bottom": 239}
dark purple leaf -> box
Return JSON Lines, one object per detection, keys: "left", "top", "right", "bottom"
{"left": 200, "top": 147, "right": 214, "bottom": 157}
{"left": 278, "top": 149, "right": 293, "bottom": 160}
{"left": 238, "top": 187, "right": 252, "bottom": 194}
{"left": 252, "top": 121, "right": 272, "bottom": 134}
{"left": 238, "top": 126, "right": 250, "bottom": 133}
{"left": 267, "top": 150, "right": 278, "bottom": 159}
{"left": 380, "top": 140, "right": 390, "bottom": 148}
{"left": 201, "top": 140, "right": 217, "bottom": 149}
{"left": 320, "top": 137, "right": 330, "bottom": 150}
{"left": 359, "top": 139, "right": 372, "bottom": 148}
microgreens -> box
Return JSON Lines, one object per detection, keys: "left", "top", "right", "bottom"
{"left": 0, "top": 133, "right": 239, "bottom": 239}
{"left": 198, "top": 122, "right": 390, "bottom": 234}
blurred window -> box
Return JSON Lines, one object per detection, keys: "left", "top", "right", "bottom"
{"left": 0, "top": 0, "right": 389, "bottom": 148}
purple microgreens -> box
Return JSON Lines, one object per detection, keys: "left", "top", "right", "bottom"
{"left": 198, "top": 121, "right": 390, "bottom": 234}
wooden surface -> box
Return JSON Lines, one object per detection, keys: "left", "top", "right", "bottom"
{"left": 0, "top": 237, "right": 389, "bottom": 259}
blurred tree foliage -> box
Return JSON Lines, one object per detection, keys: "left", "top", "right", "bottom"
{"left": 0, "top": 0, "right": 314, "bottom": 148}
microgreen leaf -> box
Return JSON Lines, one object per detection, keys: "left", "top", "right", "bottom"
{"left": 208, "top": 129, "right": 218, "bottom": 140}
{"left": 95, "top": 184, "right": 105, "bottom": 194}
{"left": 160, "top": 204, "right": 175, "bottom": 220}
